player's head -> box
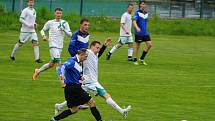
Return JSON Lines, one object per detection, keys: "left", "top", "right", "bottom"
{"left": 77, "top": 48, "right": 88, "bottom": 62}
{"left": 127, "top": 3, "right": 134, "bottom": 14}
{"left": 80, "top": 18, "right": 90, "bottom": 33}
{"left": 55, "top": 8, "right": 63, "bottom": 20}
{"left": 27, "top": 0, "right": 34, "bottom": 8}
{"left": 90, "top": 41, "right": 101, "bottom": 54}
{"left": 139, "top": 1, "right": 146, "bottom": 10}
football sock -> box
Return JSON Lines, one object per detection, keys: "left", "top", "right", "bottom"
{"left": 54, "top": 109, "right": 73, "bottom": 120}
{"left": 140, "top": 51, "right": 148, "bottom": 60}
{"left": 58, "top": 101, "right": 67, "bottom": 109}
{"left": 106, "top": 97, "right": 123, "bottom": 114}
{"left": 90, "top": 107, "right": 102, "bottom": 121}
{"left": 34, "top": 45, "right": 40, "bottom": 60}
{"left": 110, "top": 45, "right": 120, "bottom": 54}
{"left": 11, "top": 43, "right": 20, "bottom": 57}
{"left": 128, "top": 48, "right": 133, "bottom": 57}
{"left": 38, "top": 63, "right": 50, "bottom": 73}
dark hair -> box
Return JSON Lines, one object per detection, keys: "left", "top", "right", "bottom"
{"left": 139, "top": 0, "right": 145, "bottom": 5}
{"left": 127, "top": 3, "right": 134, "bottom": 8}
{"left": 80, "top": 18, "right": 89, "bottom": 24}
{"left": 77, "top": 48, "right": 88, "bottom": 55}
{"left": 55, "top": 8, "right": 63, "bottom": 12}
{"left": 90, "top": 41, "right": 101, "bottom": 48}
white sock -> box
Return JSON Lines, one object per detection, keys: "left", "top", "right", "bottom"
{"left": 106, "top": 97, "right": 123, "bottom": 114}
{"left": 34, "top": 46, "right": 40, "bottom": 60}
{"left": 38, "top": 63, "right": 50, "bottom": 73}
{"left": 11, "top": 43, "right": 20, "bottom": 57}
{"left": 110, "top": 45, "right": 120, "bottom": 54}
{"left": 58, "top": 101, "right": 67, "bottom": 109}
{"left": 128, "top": 48, "right": 133, "bottom": 57}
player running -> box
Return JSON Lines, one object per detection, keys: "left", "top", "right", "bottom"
{"left": 106, "top": 3, "right": 134, "bottom": 61}
{"left": 51, "top": 49, "right": 103, "bottom": 121}
{"left": 55, "top": 39, "right": 131, "bottom": 118}
{"left": 133, "top": 1, "right": 152, "bottom": 65}
{"left": 32, "top": 8, "right": 72, "bottom": 80}
{"left": 10, "top": 0, "right": 42, "bottom": 63}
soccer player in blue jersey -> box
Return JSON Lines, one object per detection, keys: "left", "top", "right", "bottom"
{"left": 50, "top": 49, "right": 102, "bottom": 121}
{"left": 68, "top": 18, "right": 90, "bottom": 57}
{"left": 133, "top": 1, "right": 152, "bottom": 65}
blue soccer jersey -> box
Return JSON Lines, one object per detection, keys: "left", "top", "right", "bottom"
{"left": 133, "top": 9, "right": 149, "bottom": 36}
{"left": 68, "top": 30, "right": 89, "bottom": 56}
{"left": 58, "top": 56, "right": 82, "bottom": 85}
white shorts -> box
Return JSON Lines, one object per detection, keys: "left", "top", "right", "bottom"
{"left": 118, "top": 36, "right": 133, "bottom": 44}
{"left": 19, "top": 32, "right": 38, "bottom": 44}
{"left": 82, "top": 82, "right": 107, "bottom": 96}
{"left": 49, "top": 48, "right": 62, "bottom": 63}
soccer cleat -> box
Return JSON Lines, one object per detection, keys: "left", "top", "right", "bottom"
{"left": 128, "top": 58, "right": 133, "bottom": 61}
{"left": 32, "top": 68, "right": 39, "bottom": 80}
{"left": 10, "top": 56, "right": 15, "bottom": 61}
{"left": 55, "top": 103, "right": 62, "bottom": 116}
{"left": 122, "top": 105, "right": 131, "bottom": 119}
{"left": 78, "top": 105, "right": 89, "bottom": 109}
{"left": 133, "top": 61, "right": 139, "bottom": 65}
{"left": 35, "top": 59, "right": 43, "bottom": 63}
{"left": 50, "top": 117, "right": 58, "bottom": 121}
{"left": 106, "top": 53, "right": 111, "bottom": 60}
{"left": 139, "top": 59, "right": 147, "bottom": 65}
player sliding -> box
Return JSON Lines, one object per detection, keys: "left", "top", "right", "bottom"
{"left": 55, "top": 39, "right": 131, "bottom": 118}
{"left": 51, "top": 49, "right": 103, "bottom": 121}
{"left": 133, "top": 1, "right": 152, "bottom": 65}
{"left": 106, "top": 3, "right": 134, "bottom": 61}
{"left": 10, "top": 0, "right": 42, "bottom": 63}
{"left": 32, "top": 8, "right": 72, "bottom": 80}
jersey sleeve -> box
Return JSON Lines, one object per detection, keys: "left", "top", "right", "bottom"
{"left": 120, "top": 14, "right": 126, "bottom": 24}
{"left": 133, "top": 11, "right": 139, "bottom": 21}
{"left": 40, "top": 21, "right": 50, "bottom": 37}
{"left": 64, "top": 60, "right": 75, "bottom": 70}
{"left": 19, "top": 9, "right": 30, "bottom": 26}
{"left": 64, "top": 22, "right": 72, "bottom": 37}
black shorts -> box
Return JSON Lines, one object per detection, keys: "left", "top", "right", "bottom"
{"left": 135, "top": 35, "right": 151, "bottom": 43}
{"left": 64, "top": 84, "right": 91, "bottom": 108}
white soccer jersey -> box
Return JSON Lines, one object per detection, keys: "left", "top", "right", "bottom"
{"left": 20, "top": 7, "right": 36, "bottom": 32}
{"left": 83, "top": 49, "right": 99, "bottom": 83}
{"left": 120, "top": 12, "right": 132, "bottom": 37}
{"left": 41, "top": 19, "right": 71, "bottom": 49}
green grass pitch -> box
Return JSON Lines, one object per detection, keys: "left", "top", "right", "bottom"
{"left": 0, "top": 31, "right": 215, "bottom": 121}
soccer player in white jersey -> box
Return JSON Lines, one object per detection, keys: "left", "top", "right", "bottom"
{"left": 10, "top": 0, "right": 42, "bottom": 63}
{"left": 32, "top": 8, "right": 72, "bottom": 80}
{"left": 55, "top": 39, "right": 131, "bottom": 118}
{"left": 106, "top": 3, "right": 134, "bottom": 61}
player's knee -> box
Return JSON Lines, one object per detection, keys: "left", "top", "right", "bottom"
{"left": 69, "top": 107, "right": 78, "bottom": 113}
{"left": 147, "top": 43, "right": 152, "bottom": 49}
{"left": 49, "top": 62, "right": 55, "bottom": 67}
{"left": 32, "top": 41, "right": 38, "bottom": 46}
{"left": 88, "top": 98, "right": 96, "bottom": 107}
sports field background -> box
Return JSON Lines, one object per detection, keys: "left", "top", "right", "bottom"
{"left": 0, "top": 30, "right": 214, "bottom": 121}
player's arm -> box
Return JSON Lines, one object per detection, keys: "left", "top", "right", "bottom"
{"left": 133, "top": 12, "right": 141, "bottom": 32}
{"left": 57, "top": 64, "right": 66, "bottom": 88}
{"left": 19, "top": 9, "right": 34, "bottom": 28}
{"left": 120, "top": 14, "right": 129, "bottom": 34}
{"left": 98, "top": 38, "right": 112, "bottom": 58}
{"left": 61, "top": 22, "right": 72, "bottom": 37}
{"left": 40, "top": 21, "right": 50, "bottom": 41}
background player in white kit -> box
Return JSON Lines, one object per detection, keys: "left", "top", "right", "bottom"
{"left": 32, "top": 8, "right": 72, "bottom": 80}
{"left": 10, "top": 0, "right": 42, "bottom": 63}
{"left": 106, "top": 3, "right": 134, "bottom": 61}
{"left": 55, "top": 39, "right": 131, "bottom": 118}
